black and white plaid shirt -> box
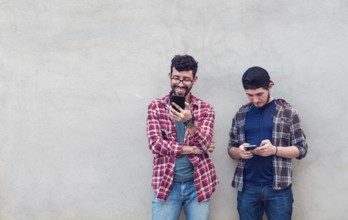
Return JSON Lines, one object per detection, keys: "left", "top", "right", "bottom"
{"left": 228, "top": 99, "right": 308, "bottom": 191}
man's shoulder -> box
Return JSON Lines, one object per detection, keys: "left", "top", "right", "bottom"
{"left": 230, "top": 103, "right": 251, "bottom": 121}
{"left": 148, "top": 94, "right": 170, "bottom": 109}
{"left": 275, "top": 99, "right": 301, "bottom": 118}
{"left": 241, "top": 102, "right": 252, "bottom": 108}
{"left": 191, "top": 94, "right": 213, "bottom": 110}
{"left": 237, "top": 102, "right": 252, "bottom": 112}
{"left": 275, "top": 99, "right": 295, "bottom": 109}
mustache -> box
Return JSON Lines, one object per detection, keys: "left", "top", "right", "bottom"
{"left": 172, "top": 85, "right": 189, "bottom": 90}
{"left": 171, "top": 85, "right": 192, "bottom": 96}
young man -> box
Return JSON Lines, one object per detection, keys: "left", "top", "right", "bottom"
{"left": 147, "top": 55, "right": 218, "bottom": 220}
{"left": 228, "top": 66, "right": 308, "bottom": 220}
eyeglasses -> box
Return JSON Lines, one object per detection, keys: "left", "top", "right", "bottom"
{"left": 171, "top": 77, "right": 193, "bottom": 86}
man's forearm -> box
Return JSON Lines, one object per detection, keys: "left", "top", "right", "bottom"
{"left": 186, "top": 122, "right": 214, "bottom": 152}
{"left": 182, "top": 145, "right": 202, "bottom": 155}
{"left": 276, "top": 146, "right": 300, "bottom": 158}
{"left": 228, "top": 147, "right": 241, "bottom": 160}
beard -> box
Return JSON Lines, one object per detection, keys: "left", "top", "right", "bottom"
{"left": 266, "top": 93, "right": 271, "bottom": 104}
{"left": 171, "top": 84, "right": 193, "bottom": 97}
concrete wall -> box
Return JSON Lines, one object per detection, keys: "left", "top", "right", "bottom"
{"left": 1, "top": 0, "right": 347, "bottom": 219}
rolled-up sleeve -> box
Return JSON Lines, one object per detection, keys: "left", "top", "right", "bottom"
{"left": 291, "top": 111, "right": 308, "bottom": 160}
{"left": 187, "top": 103, "right": 215, "bottom": 152}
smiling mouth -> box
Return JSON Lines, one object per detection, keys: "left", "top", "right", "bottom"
{"left": 174, "top": 86, "right": 187, "bottom": 94}
{"left": 176, "top": 87, "right": 186, "bottom": 92}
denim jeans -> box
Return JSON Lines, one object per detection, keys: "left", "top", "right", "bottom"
{"left": 237, "top": 183, "right": 293, "bottom": 220}
{"left": 152, "top": 180, "right": 210, "bottom": 220}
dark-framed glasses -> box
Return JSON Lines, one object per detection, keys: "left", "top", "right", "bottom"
{"left": 171, "top": 77, "right": 193, "bottom": 86}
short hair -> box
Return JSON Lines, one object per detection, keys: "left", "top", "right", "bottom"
{"left": 170, "top": 55, "right": 198, "bottom": 77}
{"left": 242, "top": 66, "right": 273, "bottom": 90}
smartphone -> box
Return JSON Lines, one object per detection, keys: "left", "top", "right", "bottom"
{"left": 245, "top": 145, "right": 259, "bottom": 151}
{"left": 170, "top": 95, "right": 185, "bottom": 112}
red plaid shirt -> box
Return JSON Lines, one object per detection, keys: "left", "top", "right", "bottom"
{"left": 146, "top": 92, "right": 218, "bottom": 202}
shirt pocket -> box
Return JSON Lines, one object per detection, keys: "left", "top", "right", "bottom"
{"left": 160, "top": 124, "right": 174, "bottom": 140}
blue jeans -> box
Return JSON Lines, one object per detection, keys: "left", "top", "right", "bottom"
{"left": 152, "top": 180, "right": 210, "bottom": 220}
{"left": 237, "top": 183, "right": 293, "bottom": 220}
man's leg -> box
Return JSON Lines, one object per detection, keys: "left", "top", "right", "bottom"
{"left": 237, "top": 183, "right": 264, "bottom": 220}
{"left": 182, "top": 181, "right": 210, "bottom": 220}
{"left": 152, "top": 183, "right": 182, "bottom": 220}
{"left": 264, "top": 185, "right": 293, "bottom": 220}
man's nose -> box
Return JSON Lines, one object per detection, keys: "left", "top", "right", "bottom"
{"left": 251, "top": 96, "right": 259, "bottom": 102}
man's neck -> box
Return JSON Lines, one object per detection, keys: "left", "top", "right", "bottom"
{"left": 268, "top": 97, "right": 274, "bottom": 103}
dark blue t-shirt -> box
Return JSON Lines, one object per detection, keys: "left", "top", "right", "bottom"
{"left": 244, "top": 100, "right": 276, "bottom": 184}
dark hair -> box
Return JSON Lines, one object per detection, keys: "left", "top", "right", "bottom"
{"left": 170, "top": 55, "right": 198, "bottom": 77}
{"left": 242, "top": 66, "right": 273, "bottom": 90}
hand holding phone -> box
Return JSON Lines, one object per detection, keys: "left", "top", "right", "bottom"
{"left": 170, "top": 95, "right": 185, "bottom": 112}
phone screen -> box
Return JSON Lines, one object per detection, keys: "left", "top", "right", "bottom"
{"left": 170, "top": 95, "right": 185, "bottom": 111}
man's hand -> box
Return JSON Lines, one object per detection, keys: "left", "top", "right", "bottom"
{"left": 182, "top": 146, "right": 203, "bottom": 155}
{"left": 170, "top": 102, "right": 193, "bottom": 122}
{"left": 252, "top": 139, "right": 276, "bottom": 157}
{"left": 207, "top": 142, "right": 215, "bottom": 153}
{"left": 238, "top": 143, "right": 253, "bottom": 160}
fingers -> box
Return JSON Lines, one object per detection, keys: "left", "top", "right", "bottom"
{"left": 185, "top": 102, "right": 190, "bottom": 110}
{"left": 193, "top": 142, "right": 215, "bottom": 154}
{"left": 260, "top": 139, "right": 271, "bottom": 146}
{"left": 253, "top": 140, "right": 274, "bottom": 157}
{"left": 192, "top": 146, "right": 204, "bottom": 155}
{"left": 207, "top": 142, "right": 215, "bottom": 153}
{"left": 170, "top": 104, "right": 184, "bottom": 121}
{"left": 238, "top": 143, "right": 253, "bottom": 159}
{"left": 239, "top": 148, "right": 253, "bottom": 159}
{"left": 169, "top": 107, "right": 179, "bottom": 120}
{"left": 171, "top": 102, "right": 183, "bottom": 112}
{"left": 239, "top": 143, "right": 249, "bottom": 151}
{"left": 170, "top": 103, "right": 193, "bottom": 122}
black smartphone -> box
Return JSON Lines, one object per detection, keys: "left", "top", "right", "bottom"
{"left": 170, "top": 95, "right": 185, "bottom": 112}
{"left": 245, "top": 145, "right": 259, "bottom": 151}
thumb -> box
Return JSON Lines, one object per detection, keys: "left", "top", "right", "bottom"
{"left": 185, "top": 102, "right": 190, "bottom": 110}
{"left": 260, "top": 139, "right": 270, "bottom": 146}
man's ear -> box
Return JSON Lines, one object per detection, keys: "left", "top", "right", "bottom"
{"left": 193, "top": 76, "right": 198, "bottom": 84}
{"left": 268, "top": 82, "right": 273, "bottom": 90}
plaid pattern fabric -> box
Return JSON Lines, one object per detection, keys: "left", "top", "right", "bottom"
{"left": 228, "top": 99, "right": 308, "bottom": 191}
{"left": 147, "top": 92, "right": 218, "bottom": 202}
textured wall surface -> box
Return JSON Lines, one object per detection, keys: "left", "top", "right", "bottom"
{"left": 0, "top": 0, "right": 347, "bottom": 219}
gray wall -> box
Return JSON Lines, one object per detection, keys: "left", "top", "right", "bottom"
{"left": 1, "top": 0, "right": 347, "bottom": 219}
